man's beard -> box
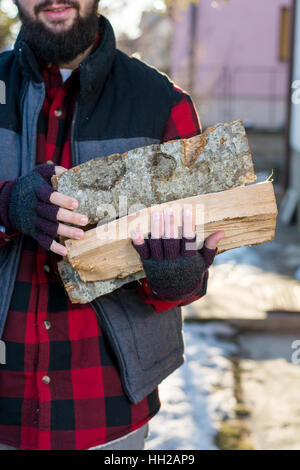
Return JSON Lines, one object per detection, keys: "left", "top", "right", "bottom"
{"left": 16, "top": 0, "right": 100, "bottom": 65}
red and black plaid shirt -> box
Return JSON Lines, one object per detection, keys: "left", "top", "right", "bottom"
{"left": 0, "top": 37, "right": 202, "bottom": 450}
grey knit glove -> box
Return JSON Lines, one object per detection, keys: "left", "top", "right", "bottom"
{"left": 132, "top": 235, "right": 217, "bottom": 301}
{"left": 6, "top": 163, "right": 59, "bottom": 250}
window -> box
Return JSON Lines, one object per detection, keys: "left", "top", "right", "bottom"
{"left": 279, "top": 7, "right": 292, "bottom": 62}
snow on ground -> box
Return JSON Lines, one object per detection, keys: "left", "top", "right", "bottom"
{"left": 145, "top": 322, "right": 238, "bottom": 450}
{"left": 145, "top": 223, "right": 300, "bottom": 450}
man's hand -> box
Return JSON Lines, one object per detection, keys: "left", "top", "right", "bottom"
{"left": 130, "top": 207, "right": 225, "bottom": 302}
{"left": 48, "top": 166, "right": 88, "bottom": 255}
{"left": 132, "top": 207, "right": 225, "bottom": 251}
{"left": 5, "top": 163, "right": 88, "bottom": 256}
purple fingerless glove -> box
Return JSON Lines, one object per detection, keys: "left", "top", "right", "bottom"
{"left": 131, "top": 235, "right": 217, "bottom": 302}
{"left": 2, "top": 163, "right": 60, "bottom": 251}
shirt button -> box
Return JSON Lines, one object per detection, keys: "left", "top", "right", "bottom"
{"left": 54, "top": 109, "right": 63, "bottom": 117}
{"left": 44, "top": 320, "right": 51, "bottom": 330}
{"left": 43, "top": 264, "right": 50, "bottom": 273}
{"left": 42, "top": 376, "right": 51, "bottom": 385}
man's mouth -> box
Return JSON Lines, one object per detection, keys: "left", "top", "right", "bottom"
{"left": 41, "top": 5, "right": 75, "bottom": 20}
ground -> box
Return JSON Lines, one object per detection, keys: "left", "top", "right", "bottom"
{"left": 145, "top": 215, "right": 300, "bottom": 450}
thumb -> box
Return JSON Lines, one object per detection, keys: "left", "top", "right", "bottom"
{"left": 204, "top": 230, "right": 225, "bottom": 250}
{"left": 55, "top": 165, "right": 68, "bottom": 176}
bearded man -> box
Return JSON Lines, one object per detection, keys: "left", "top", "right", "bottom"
{"left": 0, "top": 0, "right": 224, "bottom": 450}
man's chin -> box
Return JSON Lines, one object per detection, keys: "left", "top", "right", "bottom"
{"left": 39, "top": 20, "right": 75, "bottom": 34}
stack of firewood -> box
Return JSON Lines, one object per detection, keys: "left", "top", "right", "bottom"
{"left": 51, "top": 120, "right": 278, "bottom": 304}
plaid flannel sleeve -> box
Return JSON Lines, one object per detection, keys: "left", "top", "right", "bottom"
{"left": 138, "top": 84, "right": 211, "bottom": 313}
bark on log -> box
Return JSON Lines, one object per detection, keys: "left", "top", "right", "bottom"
{"left": 59, "top": 182, "right": 278, "bottom": 303}
{"left": 57, "top": 261, "right": 145, "bottom": 305}
{"left": 52, "top": 120, "right": 255, "bottom": 227}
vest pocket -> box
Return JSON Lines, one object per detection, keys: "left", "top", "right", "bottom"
{"left": 92, "top": 283, "right": 184, "bottom": 372}
{"left": 111, "top": 283, "right": 183, "bottom": 371}
{"left": 91, "top": 282, "right": 185, "bottom": 403}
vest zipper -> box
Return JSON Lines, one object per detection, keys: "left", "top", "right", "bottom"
{"left": 71, "top": 61, "right": 84, "bottom": 167}
{"left": 20, "top": 80, "right": 29, "bottom": 127}
{"left": 71, "top": 100, "right": 79, "bottom": 167}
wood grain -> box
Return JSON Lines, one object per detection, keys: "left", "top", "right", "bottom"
{"left": 64, "top": 182, "right": 278, "bottom": 283}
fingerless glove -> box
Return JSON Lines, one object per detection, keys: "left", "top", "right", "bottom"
{"left": 0, "top": 163, "right": 60, "bottom": 251}
{"left": 132, "top": 235, "right": 217, "bottom": 302}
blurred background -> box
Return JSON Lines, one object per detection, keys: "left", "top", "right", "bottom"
{"left": 2, "top": 0, "right": 300, "bottom": 451}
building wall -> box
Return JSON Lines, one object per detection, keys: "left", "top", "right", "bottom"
{"left": 289, "top": 0, "right": 300, "bottom": 229}
{"left": 290, "top": 0, "right": 300, "bottom": 152}
{"left": 170, "top": 0, "right": 292, "bottom": 129}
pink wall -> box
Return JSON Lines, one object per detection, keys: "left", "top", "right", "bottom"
{"left": 171, "top": 0, "right": 292, "bottom": 98}
{"left": 171, "top": 7, "right": 192, "bottom": 88}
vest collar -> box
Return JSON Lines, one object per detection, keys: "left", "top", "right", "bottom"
{"left": 14, "top": 15, "right": 116, "bottom": 97}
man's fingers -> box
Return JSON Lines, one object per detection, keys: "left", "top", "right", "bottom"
{"left": 56, "top": 207, "right": 89, "bottom": 227}
{"left": 57, "top": 223, "right": 85, "bottom": 240}
{"left": 49, "top": 191, "right": 79, "bottom": 211}
{"left": 54, "top": 165, "right": 68, "bottom": 176}
{"left": 49, "top": 192, "right": 88, "bottom": 230}
{"left": 49, "top": 221, "right": 87, "bottom": 256}
{"left": 204, "top": 231, "right": 225, "bottom": 250}
{"left": 182, "top": 207, "right": 195, "bottom": 239}
{"left": 131, "top": 225, "right": 144, "bottom": 246}
{"left": 151, "top": 211, "right": 163, "bottom": 239}
{"left": 50, "top": 239, "right": 67, "bottom": 256}
{"left": 164, "top": 207, "right": 178, "bottom": 239}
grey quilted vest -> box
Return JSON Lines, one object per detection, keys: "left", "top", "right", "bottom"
{"left": 0, "top": 15, "right": 185, "bottom": 404}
